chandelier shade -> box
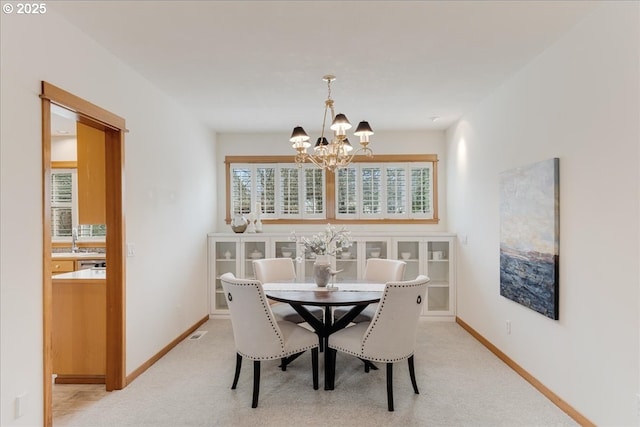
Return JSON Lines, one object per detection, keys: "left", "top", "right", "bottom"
{"left": 290, "top": 75, "right": 373, "bottom": 172}
{"left": 314, "top": 137, "right": 329, "bottom": 149}
{"left": 290, "top": 126, "right": 310, "bottom": 147}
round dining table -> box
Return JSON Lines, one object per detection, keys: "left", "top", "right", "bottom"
{"left": 262, "top": 282, "right": 384, "bottom": 390}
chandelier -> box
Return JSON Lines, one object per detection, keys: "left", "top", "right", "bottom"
{"left": 290, "top": 75, "right": 373, "bottom": 172}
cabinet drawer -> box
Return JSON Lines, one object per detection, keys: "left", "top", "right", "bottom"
{"left": 52, "top": 260, "right": 75, "bottom": 273}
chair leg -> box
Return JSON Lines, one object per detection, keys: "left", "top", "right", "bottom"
{"left": 386, "top": 362, "right": 394, "bottom": 412}
{"left": 252, "top": 360, "right": 260, "bottom": 408}
{"left": 311, "top": 348, "right": 319, "bottom": 390}
{"left": 281, "top": 357, "right": 287, "bottom": 371}
{"left": 408, "top": 355, "right": 419, "bottom": 394}
{"left": 359, "top": 358, "right": 378, "bottom": 372}
{"left": 231, "top": 353, "right": 242, "bottom": 389}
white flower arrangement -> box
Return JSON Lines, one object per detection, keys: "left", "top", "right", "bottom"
{"left": 290, "top": 224, "right": 353, "bottom": 258}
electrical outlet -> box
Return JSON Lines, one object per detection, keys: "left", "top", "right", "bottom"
{"left": 126, "top": 243, "right": 136, "bottom": 257}
{"left": 506, "top": 320, "right": 511, "bottom": 335}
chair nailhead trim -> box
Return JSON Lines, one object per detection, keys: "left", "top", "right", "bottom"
{"left": 355, "top": 280, "right": 428, "bottom": 362}
{"left": 221, "top": 277, "right": 323, "bottom": 358}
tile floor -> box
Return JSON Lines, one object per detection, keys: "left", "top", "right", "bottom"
{"left": 53, "top": 384, "right": 108, "bottom": 423}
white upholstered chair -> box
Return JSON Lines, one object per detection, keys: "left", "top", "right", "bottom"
{"left": 333, "top": 258, "right": 406, "bottom": 323}
{"left": 252, "top": 258, "right": 324, "bottom": 324}
{"left": 220, "top": 272, "right": 319, "bottom": 408}
{"left": 328, "top": 275, "right": 429, "bottom": 411}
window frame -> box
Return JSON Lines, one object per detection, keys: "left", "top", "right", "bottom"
{"left": 51, "top": 167, "right": 78, "bottom": 239}
{"left": 51, "top": 161, "right": 106, "bottom": 244}
{"left": 225, "top": 154, "right": 439, "bottom": 224}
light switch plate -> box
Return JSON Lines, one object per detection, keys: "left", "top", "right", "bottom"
{"left": 126, "top": 243, "right": 135, "bottom": 257}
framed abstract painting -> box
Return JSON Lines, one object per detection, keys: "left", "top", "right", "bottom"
{"left": 499, "top": 158, "right": 559, "bottom": 320}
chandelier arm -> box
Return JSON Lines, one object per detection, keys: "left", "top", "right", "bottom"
{"left": 321, "top": 100, "right": 331, "bottom": 141}
{"left": 339, "top": 146, "right": 374, "bottom": 165}
{"left": 296, "top": 152, "right": 331, "bottom": 170}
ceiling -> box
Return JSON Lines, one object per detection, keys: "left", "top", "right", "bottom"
{"left": 50, "top": 1, "right": 600, "bottom": 134}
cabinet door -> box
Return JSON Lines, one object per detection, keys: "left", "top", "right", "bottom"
{"left": 76, "top": 122, "right": 106, "bottom": 224}
{"left": 210, "top": 238, "right": 239, "bottom": 312}
{"left": 393, "top": 239, "right": 422, "bottom": 281}
{"left": 241, "top": 238, "right": 268, "bottom": 279}
{"left": 335, "top": 240, "right": 360, "bottom": 280}
{"left": 52, "top": 260, "right": 75, "bottom": 274}
{"left": 393, "top": 237, "right": 455, "bottom": 317}
{"left": 425, "top": 239, "right": 454, "bottom": 315}
{"left": 338, "top": 237, "right": 390, "bottom": 280}
{"left": 271, "top": 238, "right": 301, "bottom": 279}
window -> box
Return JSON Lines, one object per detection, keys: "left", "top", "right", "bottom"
{"left": 333, "top": 162, "right": 433, "bottom": 220}
{"left": 410, "top": 164, "right": 433, "bottom": 217}
{"left": 229, "top": 163, "right": 327, "bottom": 220}
{"left": 225, "top": 154, "right": 438, "bottom": 224}
{"left": 361, "top": 165, "right": 382, "bottom": 216}
{"left": 303, "top": 167, "right": 325, "bottom": 218}
{"left": 51, "top": 169, "right": 76, "bottom": 238}
{"left": 336, "top": 167, "right": 357, "bottom": 217}
{"left": 279, "top": 166, "right": 300, "bottom": 216}
{"left": 230, "top": 167, "right": 252, "bottom": 215}
{"left": 51, "top": 167, "right": 107, "bottom": 240}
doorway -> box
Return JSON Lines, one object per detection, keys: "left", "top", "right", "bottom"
{"left": 41, "top": 82, "right": 127, "bottom": 427}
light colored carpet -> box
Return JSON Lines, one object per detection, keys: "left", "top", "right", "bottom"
{"left": 55, "top": 319, "right": 577, "bottom": 427}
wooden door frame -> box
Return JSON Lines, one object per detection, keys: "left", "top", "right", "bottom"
{"left": 41, "top": 82, "right": 127, "bottom": 427}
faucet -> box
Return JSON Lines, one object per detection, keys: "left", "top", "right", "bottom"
{"left": 71, "top": 226, "right": 79, "bottom": 253}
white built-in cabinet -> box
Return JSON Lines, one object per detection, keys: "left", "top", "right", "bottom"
{"left": 207, "top": 232, "right": 456, "bottom": 318}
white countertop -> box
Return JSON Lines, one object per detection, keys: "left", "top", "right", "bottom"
{"left": 53, "top": 269, "right": 106, "bottom": 280}
{"left": 52, "top": 252, "right": 106, "bottom": 259}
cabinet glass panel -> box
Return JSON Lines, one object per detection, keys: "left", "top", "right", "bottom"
{"left": 274, "top": 239, "right": 300, "bottom": 278}
{"left": 427, "top": 286, "right": 449, "bottom": 311}
{"left": 428, "top": 241, "right": 449, "bottom": 262}
{"left": 215, "top": 241, "right": 237, "bottom": 310}
{"left": 427, "top": 242, "right": 450, "bottom": 284}
{"left": 395, "top": 240, "right": 420, "bottom": 280}
{"left": 243, "top": 240, "right": 267, "bottom": 279}
{"left": 303, "top": 256, "right": 315, "bottom": 281}
{"left": 365, "top": 241, "right": 387, "bottom": 260}
{"left": 336, "top": 249, "right": 357, "bottom": 280}
{"left": 426, "top": 241, "right": 450, "bottom": 313}
{"left": 274, "top": 240, "right": 297, "bottom": 259}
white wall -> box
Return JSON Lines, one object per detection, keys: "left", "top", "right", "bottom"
{"left": 51, "top": 136, "right": 77, "bottom": 161}
{"left": 0, "top": 9, "right": 216, "bottom": 427}
{"left": 446, "top": 3, "right": 639, "bottom": 425}
{"left": 215, "top": 130, "right": 448, "bottom": 233}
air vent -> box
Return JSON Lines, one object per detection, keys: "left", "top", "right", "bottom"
{"left": 189, "top": 331, "right": 207, "bottom": 340}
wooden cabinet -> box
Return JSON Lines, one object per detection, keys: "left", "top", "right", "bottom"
{"left": 208, "top": 231, "right": 456, "bottom": 318}
{"left": 51, "top": 254, "right": 106, "bottom": 275}
{"left": 51, "top": 260, "right": 75, "bottom": 274}
{"left": 52, "top": 279, "right": 106, "bottom": 383}
{"left": 76, "top": 122, "right": 106, "bottom": 224}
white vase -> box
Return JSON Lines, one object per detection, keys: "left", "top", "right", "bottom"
{"left": 255, "top": 212, "right": 263, "bottom": 233}
{"left": 313, "top": 255, "right": 331, "bottom": 287}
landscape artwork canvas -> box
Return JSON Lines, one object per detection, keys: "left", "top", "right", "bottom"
{"left": 499, "top": 158, "right": 559, "bottom": 320}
